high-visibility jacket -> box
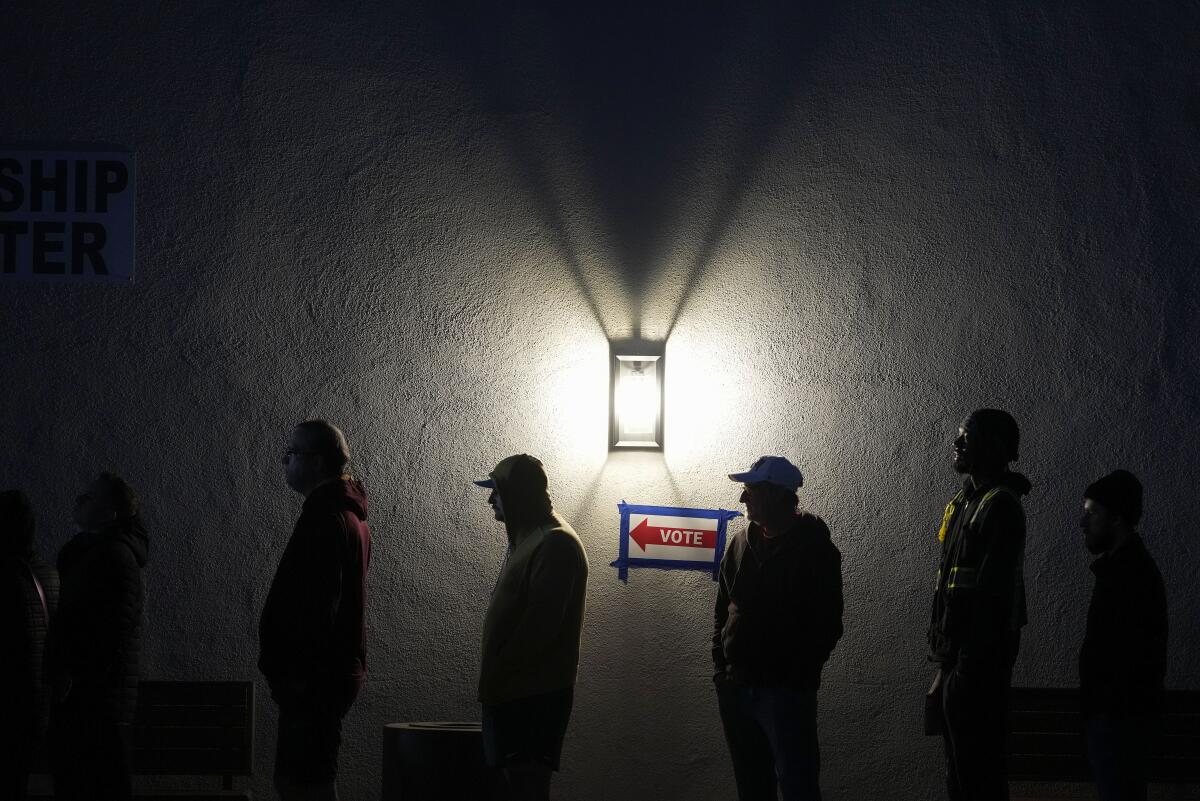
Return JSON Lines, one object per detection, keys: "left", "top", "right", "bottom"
{"left": 928, "top": 472, "right": 1031, "bottom": 672}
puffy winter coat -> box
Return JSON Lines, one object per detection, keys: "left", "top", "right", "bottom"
{"left": 1, "top": 547, "right": 60, "bottom": 740}
{"left": 50, "top": 517, "right": 149, "bottom": 724}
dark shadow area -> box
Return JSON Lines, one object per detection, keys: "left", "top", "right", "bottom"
{"left": 424, "top": 1, "right": 841, "bottom": 343}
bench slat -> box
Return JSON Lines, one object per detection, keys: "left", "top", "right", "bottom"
{"left": 137, "top": 681, "right": 252, "bottom": 707}
{"left": 1009, "top": 754, "right": 1092, "bottom": 782}
{"left": 1008, "top": 711, "right": 1079, "bottom": 735}
{"left": 137, "top": 705, "right": 250, "bottom": 727}
{"left": 1008, "top": 732, "right": 1084, "bottom": 756}
{"left": 1156, "top": 735, "right": 1200, "bottom": 760}
{"left": 129, "top": 747, "right": 251, "bottom": 774}
{"left": 1007, "top": 687, "right": 1200, "bottom": 784}
{"left": 131, "top": 725, "right": 247, "bottom": 750}
{"left": 1163, "top": 714, "right": 1200, "bottom": 737}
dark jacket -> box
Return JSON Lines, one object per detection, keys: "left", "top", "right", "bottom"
{"left": 713, "top": 512, "right": 844, "bottom": 691}
{"left": 50, "top": 517, "right": 149, "bottom": 724}
{"left": 479, "top": 458, "right": 588, "bottom": 705}
{"left": 1079, "top": 534, "right": 1168, "bottom": 718}
{"left": 1, "top": 547, "right": 60, "bottom": 739}
{"left": 928, "top": 472, "right": 1031, "bottom": 675}
{"left": 259, "top": 478, "right": 371, "bottom": 711}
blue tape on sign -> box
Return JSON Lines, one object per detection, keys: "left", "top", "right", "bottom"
{"left": 610, "top": 501, "right": 742, "bottom": 583}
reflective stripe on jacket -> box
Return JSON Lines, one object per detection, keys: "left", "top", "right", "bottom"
{"left": 928, "top": 473, "right": 1031, "bottom": 671}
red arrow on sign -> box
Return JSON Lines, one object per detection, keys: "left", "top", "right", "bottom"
{"left": 630, "top": 518, "right": 717, "bottom": 551}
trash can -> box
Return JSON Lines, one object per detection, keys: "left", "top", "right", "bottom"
{"left": 381, "top": 721, "right": 488, "bottom": 801}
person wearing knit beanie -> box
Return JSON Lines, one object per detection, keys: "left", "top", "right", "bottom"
{"left": 1082, "top": 470, "right": 1143, "bottom": 555}
{"left": 1079, "top": 468, "right": 1168, "bottom": 801}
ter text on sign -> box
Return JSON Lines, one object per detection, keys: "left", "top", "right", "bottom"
{"left": 0, "top": 149, "right": 136, "bottom": 282}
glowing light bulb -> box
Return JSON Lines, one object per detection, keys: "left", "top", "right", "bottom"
{"left": 611, "top": 352, "right": 662, "bottom": 449}
{"left": 617, "top": 364, "right": 656, "bottom": 435}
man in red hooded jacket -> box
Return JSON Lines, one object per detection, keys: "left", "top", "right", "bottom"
{"left": 260, "top": 420, "right": 371, "bottom": 801}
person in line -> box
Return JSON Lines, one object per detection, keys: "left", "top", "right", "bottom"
{"left": 927, "top": 409, "right": 1030, "bottom": 801}
{"left": 260, "top": 420, "right": 371, "bottom": 801}
{"left": 49, "top": 473, "right": 149, "bottom": 801}
{"left": 475, "top": 454, "right": 588, "bottom": 801}
{"left": 714, "top": 455, "right": 844, "bottom": 801}
{"left": 0, "top": 490, "right": 60, "bottom": 801}
{"left": 1079, "top": 470, "right": 1168, "bottom": 801}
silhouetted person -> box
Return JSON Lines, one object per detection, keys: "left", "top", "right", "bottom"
{"left": 0, "top": 490, "right": 59, "bottom": 801}
{"left": 48, "top": 472, "right": 148, "bottom": 801}
{"left": 475, "top": 454, "right": 588, "bottom": 801}
{"left": 260, "top": 420, "right": 371, "bottom": 801}
{"left": 927, "top": 409, "right": 1029, "bottom": 801}
{"left": 1079, "top": 470, "right": 1168, "bottom": 801}
{"left": 714, "top": 456, "right": 844, "bottom": 801}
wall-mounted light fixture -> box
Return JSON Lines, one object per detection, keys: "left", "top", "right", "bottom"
{"left": 610, "top": 341, "right": 664, "bottom": 450}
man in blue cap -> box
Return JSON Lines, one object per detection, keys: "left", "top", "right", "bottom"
{"left": 713, "top": 456, "right": 844, "bottom": 801}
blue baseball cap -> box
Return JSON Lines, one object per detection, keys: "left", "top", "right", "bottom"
{"left": 728, "top": 456, "right": 804, "bottom": 491}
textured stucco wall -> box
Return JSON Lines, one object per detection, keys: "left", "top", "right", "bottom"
{"left": 3, "top": 2, "right": 1198, "bottom": 799}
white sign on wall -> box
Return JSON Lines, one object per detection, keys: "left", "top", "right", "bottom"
{"left": 0, "top": 148, "right": 135, "bottom": 283}
{"left": 611, "top": 501, "right": 742, "bottom": 583}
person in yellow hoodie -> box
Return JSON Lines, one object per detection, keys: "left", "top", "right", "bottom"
{"left": 474, "top": 454, "right": 588, "bottom": 801}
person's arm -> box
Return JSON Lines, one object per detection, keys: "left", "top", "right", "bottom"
{"left": 72, "top": 544, "right": 141, "bottom": 688}
{"left": 1107, "top": 566, "right": 1168, "bottom": 713}
{"left": 289, "top": 514, "right": 346, "bottom": 678}
{"left": 262, "top": 514, "right": 345, "bottom": 692}
{"left": 713, "top": 551, "right": 733, "bottom": 680}
{"left": 491, "top": 534, "right": 583, "bottom": 666}
{"left": 811, "top": 543, "right": 844, "bottom": 665}
{"left": 957, "top": 495, "right": 1024, "bottom": 672}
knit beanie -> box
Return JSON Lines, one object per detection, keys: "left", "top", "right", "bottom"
{"left": 1084, "top": 469, "right": 1143, "bottom": 526}
{"left": 966, "top": 409, "right": 1020, "bottom": 465}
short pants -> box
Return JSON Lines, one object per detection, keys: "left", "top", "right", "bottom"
{"left": 274, "top": 701, "right": 344, "bottom": 784}
{"left": 481, "top": 686, "right": 574, "bottom": 771}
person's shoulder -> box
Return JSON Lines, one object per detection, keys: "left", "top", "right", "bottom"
{"left": 977, "top": 484, "right": 1026, "bottom": 528}
{"left": 1128, "top": 537, "right": 1166, "bottom": 581}
{"left": 797, "top": 511, "right": 830, "bottom": 532}
{"left": 796, "top": 513, "right": 840, "bottom": 562}
{"left": 796, "top": 512, "right": 834, "bottom": 542}
{"left": 297, "top": 505, "right": 349, "bottom": 534}
{"left": 725, "top": 525, "right": 750, "bottom": 550}
{"left": 537, "top": 521, "right": 588, "bottom": 570}
{"left": 543, "top": 517, "right": 584, "bottom": 551}
{"left": 92, "top": 535, "right": 138, "bottom": 564}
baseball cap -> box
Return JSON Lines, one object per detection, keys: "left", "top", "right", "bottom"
{"left": 473, "top": 454, "right": 548, "bottom": 491}
{"left": 728, "top": 456, "right": 804, "bottom": 491}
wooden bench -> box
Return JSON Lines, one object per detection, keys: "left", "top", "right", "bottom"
{"left": 1007, "top": 686, "right": 1200, "bottom": 798}
{"left": 31, "top": 680, "right": 254, "bottom": 800}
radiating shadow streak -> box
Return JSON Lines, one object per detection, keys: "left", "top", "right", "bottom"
{"left": 424, "top": 2, "right": 622, "bottom": 340}
{"left": 660, "top": 2, "right": 840, "bottom": 341}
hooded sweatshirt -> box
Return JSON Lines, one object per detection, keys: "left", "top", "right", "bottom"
{"left": 479, "top": 458, "right": 588, "bottom": 705}
{"left": 928, "top": 471, "right": 1032, "bottom": 674}
{"left": 259, "top": 478, "right": 371, "bottom": 710}
{"left": 51, "top": 516, "right": 149, "bottom": 723}
{"left": 712, "top": 512, "right": 844, "bottom": 690}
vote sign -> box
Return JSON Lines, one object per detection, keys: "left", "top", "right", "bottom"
{"left": 611, "top": 501, "right": 741, "bottom": 583}
{"left": 0, "top": 148, "right": 136, "bottom": 282}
